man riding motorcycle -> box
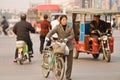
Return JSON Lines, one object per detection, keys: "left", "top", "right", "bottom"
{"left": 89, "top": 15, "right": 111, "bottom": 49}
{"left": 90, "top": 15, "right": 110, "bottom": 35}
{"left": 13, "top": 13, "right": 35, "bottom": 62}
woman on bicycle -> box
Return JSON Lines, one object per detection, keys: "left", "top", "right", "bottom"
{"left": 46, "top": 15, "right": 74, "bottom": 80}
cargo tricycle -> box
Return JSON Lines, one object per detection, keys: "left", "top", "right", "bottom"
{"left": 67, "top": 9, "right": 120, "bottom": 62}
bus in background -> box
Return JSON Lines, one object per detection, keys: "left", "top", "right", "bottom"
{"left": 27, "top": 4, "right": 62, "bottom": 28}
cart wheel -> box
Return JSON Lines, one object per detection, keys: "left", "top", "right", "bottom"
{"left": 73, "top": 47, "right": 79, "bottom": 59}
{"left": 92, "top": 54, "right": 99, "bottom": 59}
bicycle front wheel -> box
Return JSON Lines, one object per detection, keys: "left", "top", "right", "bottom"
{"left": 53, "top": 56, "right": 65, "bottom": 80}
{"left": 41, "top": 53, "right": 50, "bottom": 78}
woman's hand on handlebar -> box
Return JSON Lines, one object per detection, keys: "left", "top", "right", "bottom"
{"left": 91, "top": 30, "right": 96, "bottom": 34}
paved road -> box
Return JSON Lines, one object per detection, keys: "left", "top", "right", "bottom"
{"left": 0, "top": 30, "right": 120, "bottom": 80}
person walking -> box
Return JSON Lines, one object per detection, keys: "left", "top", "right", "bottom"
{"left": 50, "top": 15, "right": 60, "bottom": 39}
{"left": 39, "top": 14, "right": 51, "bottom": 54}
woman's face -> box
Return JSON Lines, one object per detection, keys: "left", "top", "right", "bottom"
{"left": 60, "top": 17, "right": 67, "bottom": 25}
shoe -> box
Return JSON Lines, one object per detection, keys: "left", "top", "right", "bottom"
{"left": 29, "top": 54, "right": 34, "bottom": 58}
{"left": 13, "top": 60, "right": 17, "bottom": 63}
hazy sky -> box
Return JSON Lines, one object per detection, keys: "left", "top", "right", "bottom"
{"left": 0, "top": 0, "right": 29, "bottom": 12}
{"left": 0, "top": 0, "right": 69, "bottom": 12}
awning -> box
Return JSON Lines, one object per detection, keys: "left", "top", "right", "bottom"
{"left": 35, "top": 4, "right": 60, "bottom": 11}
{"left": 66, "top": 9, "right": 120, "bottom": 15}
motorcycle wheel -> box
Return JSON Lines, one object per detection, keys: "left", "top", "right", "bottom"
{"left": 73, "top": 47, "right": 79, "bottom": 59}
{"left": 41, "top": 53, "right": 50, "bottom": 78}
{"left": 92, "top": 54, "right": 99, "bottom": 59}
{"left": 19, "top": 52, "right": 24, "bottom": 65}
{"left": 103, "top": 49, "right": 111, "bottom": 62}
{"left": 53, "top": 56, "right": 65, "bottom": 80}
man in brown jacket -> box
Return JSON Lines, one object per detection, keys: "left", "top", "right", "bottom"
{"left": 46, "top": 15, "right": 74, "bottom": 80}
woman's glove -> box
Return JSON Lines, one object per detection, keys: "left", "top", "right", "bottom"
{"left": 45, "top": 37, "right": 50, "bottom": 42}
{"left": 64, "top": 38, "right": 68, "bottom": 43}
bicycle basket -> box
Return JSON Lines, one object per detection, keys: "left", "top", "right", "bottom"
{"left": 52, "top": 43, "right": 66, "bottom": 54}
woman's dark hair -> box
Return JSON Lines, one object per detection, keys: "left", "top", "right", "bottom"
{"left": 44, "top": 14, "right": 48, "bottom": 19}
{"left": 20, "top": 13, "right": 26, "bottom": 20}
{"left": 60, "top": 15, "right": 67, "bottom": 21}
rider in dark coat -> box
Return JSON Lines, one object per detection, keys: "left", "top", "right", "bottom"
{"left": 89, "top": 15, "right": 111, "bottom": 50}
{"left": 13, "top": 13, "right": 35, "bottom": 62}
{"left": 90, "top": 15, "right": 109, "bottom": 36}
{"left": 1, "top": 16, "right": 9, "bottom": 35}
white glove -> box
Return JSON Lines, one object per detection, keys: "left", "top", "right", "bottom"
{"left": 45, "top": 37, "right": 50, "bottom": 41}
{"left": 35, "top": 27, "right": 41, "bottom": 33}
{"left": 64, "top": 38, "right": 68, "bottom": 43}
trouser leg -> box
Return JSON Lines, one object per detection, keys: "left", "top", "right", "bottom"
{"left": 3, "top": 27, "right": 7, "bottom": 35}
{"left": 27, "top": 40, "right": 33, "bottom": 54}
{"left": 40, "top": 36, "right": 45, "bottom": 53}
{"left": 66, "top": 50, "right": 73, "bottom": 79}
{"left": 15, "top": 48, "right": 18, "bottom": 59}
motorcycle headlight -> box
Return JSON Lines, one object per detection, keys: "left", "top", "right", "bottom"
{"left": 102, "top": 35, "right": 108, "bottom": 40}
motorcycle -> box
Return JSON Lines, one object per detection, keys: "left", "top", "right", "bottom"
{"left": 16, "top": 40, "right": 31, "bottom": 65}
{"left": 93, "top": 29, "right": 112, "bottom": 62}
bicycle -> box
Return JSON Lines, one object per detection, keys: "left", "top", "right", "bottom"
{"left": 0, "top": 25, "right": 15, "bottom": 37}
{"left": 41, "top": 39, "right": 68, "bottom": 80}
{"left": 6, "top": 26, "right": 15, "bottom": 37}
